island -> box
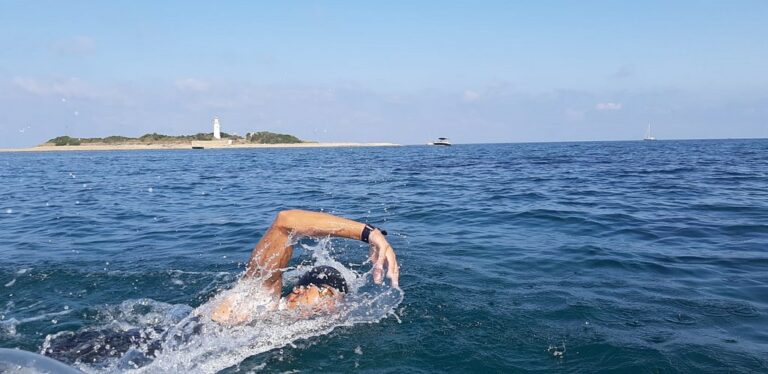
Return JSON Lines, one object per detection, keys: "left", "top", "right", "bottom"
{"left": 0, "top": 117, "right": 398, "bottom": 152}
{"left": 44, "top": 131, "right": 302, "bottom": 147}
{"left": 1, "top": 131, "right": 398, "bottom": 153}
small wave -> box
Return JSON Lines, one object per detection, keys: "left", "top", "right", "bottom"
{"left": 687, "top": 203, "right": 766, "bottom": 213}
{"left": 1, "top": 309, "right": 73, "bottom": 336}
{"left": 670, "top": 298, "right": 760, "bottom": 318}
{"left": 512, "top": 209, "right": 610, "bottom": 233}
{"left": 635, "top": 166, "right": 696, "bottom": 175}
{"left": 664, "top": 312, "right": 697, "bottom": 325}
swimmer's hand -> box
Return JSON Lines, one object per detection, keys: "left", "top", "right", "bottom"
{"left": 211, "top": 295, "right": 251, "bottom": 326}
{"left": 368, "top": 229, "right": 399, "bottom": 288}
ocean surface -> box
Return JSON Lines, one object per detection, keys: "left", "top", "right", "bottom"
{"left": 1, "top": 140, "right": 767, "bottom": 373}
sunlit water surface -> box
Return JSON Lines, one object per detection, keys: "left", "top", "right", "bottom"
{"left": 1, "top": 140, "right": 767, "bottom": 372}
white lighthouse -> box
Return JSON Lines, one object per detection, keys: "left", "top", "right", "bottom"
{"left": 212, "top": 117, "right": 221, "bottom": 139}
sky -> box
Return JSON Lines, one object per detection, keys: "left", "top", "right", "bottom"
{"left": 1, "top": 1, "right": 767, "bottom": 147}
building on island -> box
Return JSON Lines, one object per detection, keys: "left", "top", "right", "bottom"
{"left": 192, "top": 117, "right": 230, "bottom": 149}
{"left": 213, "top": 117, "right": 221, "bottom": 139}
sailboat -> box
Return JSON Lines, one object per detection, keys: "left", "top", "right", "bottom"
{"left": 643, "top": 124, "right": 656, "bottom": 141}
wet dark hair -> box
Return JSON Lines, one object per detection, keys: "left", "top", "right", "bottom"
{"left": 294, "top": 265, "right": 348, "bottom": 294}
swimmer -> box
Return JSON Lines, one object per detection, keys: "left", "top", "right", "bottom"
{"left": 211, "top": 209, "right": 399, "bottom": 324}
{"left": 43, "top": 210, "right": 397, "bottom": 365}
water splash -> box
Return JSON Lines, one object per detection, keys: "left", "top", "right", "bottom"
{"left": 42, "top": 238, "right": 402, "bottom": 373}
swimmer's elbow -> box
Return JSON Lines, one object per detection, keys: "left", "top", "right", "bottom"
{"left": 274, "top": 209, "right": 305, "bottom": 231}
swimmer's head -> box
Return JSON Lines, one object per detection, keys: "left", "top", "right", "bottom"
{"left": 295, "top": 266, "right": 349, "bottom": 293}
{"left": 286, "top": 266, "right": 347, "bottom": 311}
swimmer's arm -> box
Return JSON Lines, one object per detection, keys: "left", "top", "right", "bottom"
{"left": 277, "top": 209, "right": 399, "bottom": 286}
{"left": 212, "top": 210, "right": 398, "bottom": 324}
{"left": 273, "top": 209, "right": 371, "bottom": 239}
{"left": 244, "top": 210, "right": 399, "bottom": 294}
{"left": 272, "top": 210, "right": 399, "bottom": 287}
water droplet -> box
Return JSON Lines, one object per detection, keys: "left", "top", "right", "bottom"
{"left": 148, "top": 187, "right": 154, "bottom": 193}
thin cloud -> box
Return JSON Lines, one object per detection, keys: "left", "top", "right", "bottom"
{"left": 463, "top": 90, "right": 480, "bottom": 102}
{"left": 13, "top": 77, "right": 98, "bottom": 98}
{"left": 53, "top": 36, "right": 96, "bottom": 56}
{"left": 595, "top": 102, "right": 622, "bottom": 111}
{"left": 611, "top": 64, "right": 635, "bottom": 79}
{"left": 175, "top": 78, "right": 210, "bottom": 93}
{"left": 564, "top": 108, "right": 585, "bottom": 120}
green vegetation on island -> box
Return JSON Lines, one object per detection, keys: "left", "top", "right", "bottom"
{"left": 50, "top": 136, "right": 82, "bottom": 146}
{"left": 45, "top": 131, "right": 304, "bottom": 146}
{"left": 245, "top": 131, "right": 302, "bottom": 144}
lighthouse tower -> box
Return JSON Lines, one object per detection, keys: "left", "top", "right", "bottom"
{"left": 212, "top": 117, "right": 221, "bottom": 139}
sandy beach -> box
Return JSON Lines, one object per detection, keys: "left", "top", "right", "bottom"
{"left": 0, "top": 142, "right": 400, "bottom": 153}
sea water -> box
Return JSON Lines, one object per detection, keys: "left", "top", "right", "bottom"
{"left": 1, "top": 140, "right": 767, "bottom": 372}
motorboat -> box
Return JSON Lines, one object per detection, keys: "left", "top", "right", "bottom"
{"left": 430, "top": 137, "right": 452, "bottom": 146}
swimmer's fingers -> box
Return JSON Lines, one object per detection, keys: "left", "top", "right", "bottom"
{"left": 384, "top": 245, "right": 399, "bottom": 289}
{"left": 368, "top": 230, "right": 389, "bottom": 284}
{"left": 368, "top": 230, "right": 399, "bottom": 288}
{"left": 372, "top": 245, "right": 385, "bottom": 284}
{"left": 373, "top": 246, "right": 399, "bottom": 288}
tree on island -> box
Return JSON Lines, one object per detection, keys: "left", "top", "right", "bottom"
{"left": 246, "top": 131, "right": 302, "bottom": 144}
{"left": 50, "top": 136, "right": 81, "bottom": 146}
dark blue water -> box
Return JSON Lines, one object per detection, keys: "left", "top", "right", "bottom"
{"left": 1, "top": 140, "right": 767, "bottom": 373}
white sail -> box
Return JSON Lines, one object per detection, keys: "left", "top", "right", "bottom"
{"left": 644, "top": 124, "right": 656, "bottom": 141}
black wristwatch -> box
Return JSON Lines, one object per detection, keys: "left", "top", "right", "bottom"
{"left": 361, "top": 224, "right": 388, "bottom": 243}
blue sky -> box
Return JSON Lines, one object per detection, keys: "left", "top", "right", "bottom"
{"left": 1, "top": 1, "right": 766, "bottom": 147}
